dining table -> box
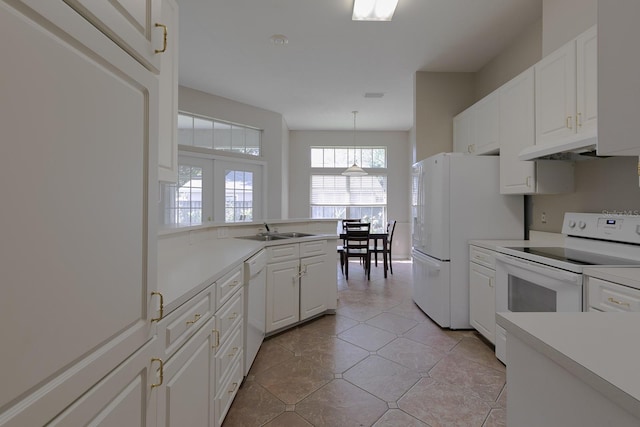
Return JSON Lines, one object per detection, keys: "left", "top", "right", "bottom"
{"left": 339, "top": 232, "right": 389, "bottom": 278}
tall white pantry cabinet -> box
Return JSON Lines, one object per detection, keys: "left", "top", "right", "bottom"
{"left": 0, "top": 0, "right": 175, "bottom": 425}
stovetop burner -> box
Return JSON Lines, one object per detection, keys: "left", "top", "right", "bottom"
{"left": 505, "top": 246, "right": 640, "bottom": 266}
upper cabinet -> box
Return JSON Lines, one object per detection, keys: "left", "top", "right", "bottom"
{"left": 63, "top": 0, "right": 163, "bottom": 72}
{"left": 597, "top": 1, "right": 640, "bottom": 156}
{"left": 157, "top": 0, "right": 179, "bottom": 182}
{"left": 453, "top": 91, "right": 499, "bottom": 155}
{"left": 535, "top": 26, "right": 597, "bottom": 148}
{"left": 499, "top": 68, "right": 574, "bottom": 194}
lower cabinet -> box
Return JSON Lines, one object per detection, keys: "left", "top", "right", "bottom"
{"left": 469, "top": 245, "right": 497, "bottom": 344}
{"left": 266, "top": 259, "right": 301, "bottom": 332}
{"left": 300, "top": 254, "right": 331, "bottom": 320}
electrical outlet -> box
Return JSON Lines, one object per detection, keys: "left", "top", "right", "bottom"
{"left": 541, "top": 212, "right": 547, "bottom": 224}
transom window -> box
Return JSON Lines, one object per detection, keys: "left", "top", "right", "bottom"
{"left": 178, "top": 112, "right": 261, "bottom": 156}
{"left": 311, "top": 147, "right": 386, "bottom": 168}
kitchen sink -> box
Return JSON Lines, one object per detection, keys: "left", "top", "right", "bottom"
{"left": 274, "top": 232, "right": 315, "bottom": 238}
{"left": 236, "top": 234, "right": 289, "bottom": 241}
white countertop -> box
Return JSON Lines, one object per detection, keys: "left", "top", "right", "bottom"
{"left": 497, "top": 312, "right": 640, "bottom": 419}
{"left": 583, "top": 267, "right": 640, "bottom": 290}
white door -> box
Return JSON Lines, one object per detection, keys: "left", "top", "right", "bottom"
{"left": 266, "top": 259, "right": 300, "bottom": 332}
{"left": 576, "top": 26, "right": 598, "bottom": 136}
{"left": 412, "top": 250, "right": 451, "bottom": 328}
{"left": 535, "top": 42, "right": 577, "bottom": 145}
{"left": 214, "top": 160, "right": 264, "bottom": 223}
{"left": 499, "top": 68, "right": 536, "bottom": 194}
{"left": 300, "top": 254, "right": 330, "bottom": 320}
{"left": 419, "top": 154, "right": 450, "bottom": 260}
{"left": 0, "top": 3, "right": 157, "bottom": 424}
{"left": 472, "top": 92, "right": 500, "bottom": 154}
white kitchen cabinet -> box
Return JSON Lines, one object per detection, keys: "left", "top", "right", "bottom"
{"left": 157, "top": 0, "right": 179, "bottom": 182}
{"left": 469, "top": 246, "right": 496, "bottom": 344}
{"left": 157, "top": 318, "right": 215, "bottom": 427}
{"left": 265, "top": 239, "right": 334, "bottom": 333}
{"left": 586, "top": 276, "right": 640, "bottom": 313}
{"left": 300, "top": 254, "right": 331, "bottom": 320}
{"left": 0, "top": 2, "right": 158, "bottom": 425}
{"left": 535, "top": 26, "right": 597, "bottom": 148}
{"left": 597, "top": 0, "right": 640, "bottom": 156}
{"left": 59, "top": 0, "right": 163, "bottom": 72}
{"left": 499, "top": 68, "right": 575, "bottom": 194}
{"left": 266, "top": 258, "right": 301, "bottom": 332}
{"left": 453, "top": 92, "right": 499, "bottom": 155}
{"left": 47, "top": 336, "right": 161, "bottom": 427}
{"left": 453, "top": 109, "right": 473, "bottom": 154}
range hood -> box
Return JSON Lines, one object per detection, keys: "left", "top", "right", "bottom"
{"left": 518, "top": 133, "right": 597, "bottom": 161}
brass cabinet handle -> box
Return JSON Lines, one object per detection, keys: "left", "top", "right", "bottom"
{"left": 151, "top": 291, "right": 164, "bottom": 322}
{"left": 230, "top": 280, "right": 239, "bottom": 288}
{"left": 150, "top": 358, "right": 164, "bottom": 388}
{"left": 467, "top": 145, "right": 472, "bottom": 153}
{"left": 227, "top": 347, "right": 239, "bottom": 358}
{"left": 212, "top": 329, "right": 220, "bottom": 349}
{"left": 229, "top": 312, "right": 238, "bottom": 321}
{"left": 489, "top": 278, "right": 494, "bottom": 288}
{"left": 566, "top": 116, "right": 573, "bottom": 130}
{"left": 526, "top": 176, "right": 532, "bottom": 188}
{"left": 228, "top": 382, "right": 238, "bottom": 394}
{"left": 154, "top": 23, "right": 168, "bottom": 53}
{"left": 607, "top": 297, "right": 631, "bottom": 308}
{"left": 576, "top": 112, "right": 582, "bottom": 128}
{"left": 186, "top": 313, "right": 201, "bottom": 325}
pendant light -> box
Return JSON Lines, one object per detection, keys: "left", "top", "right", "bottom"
{"left": 342, "top": 111, "right": 367, "bottom": 176}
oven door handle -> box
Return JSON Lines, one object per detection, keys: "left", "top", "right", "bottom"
{"left": 495, "top": 253, "right": 581, "bottom": 285}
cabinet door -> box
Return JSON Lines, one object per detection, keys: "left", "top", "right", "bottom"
{"left": 499, "top": 68, "right": 536, "bottom": 194}
{"left": 535, "top": 42, "right": 577, "bottom": 145}
{"left": 469, "top": 262, "right": 496, "bottom": 344}
{"left": 473, "top": 92, "right": 500, "bottom": 155}
{"left": 266, "top": 259, "right": 300, "bottom": 332}
{"left": 47, "top": 337, "right": 161, "bottom": 427}
{"left": 300, "top": 254, "right": 331, "bottom": 320}
{"left": 453, "top": 110, "right": 473, "bottom": 153}
{"left": 62, "top": 0, "right": 162, "bottom": 71}
{"left": 0, "top": 3, "right": 158, "bottom": 425}
{"left": 576, "top": 26, "right": 598, "bottom": 136}
{"left": 157, "top": 318, "right": 216, "bottom": 427}
{"left": 157, "top": 0, "right": 179, "bottom": 182}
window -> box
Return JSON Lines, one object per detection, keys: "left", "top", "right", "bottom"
{"left": 225, "top": 170, "right": 254, "bottom": 222}
{"left": 162, "top": 157, "right": 212, "bottom": 225}
{"left": 178, "top": 112, "right": 262, "bottom": 156}
{"left": 310, "top": 147, "right": 387, "bottom": 232}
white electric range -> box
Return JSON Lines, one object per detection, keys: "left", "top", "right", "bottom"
{"left": 493, "top": 212, "right": 640, "bottom": 363}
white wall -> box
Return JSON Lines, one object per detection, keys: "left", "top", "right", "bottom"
{"left": 289, "top": 130, "right": 412, "bottom": 259}
{"left": 178, "top": 86, "right": 288, "bottom": 220}
{"left": 542, "top": 0, "right": 597, "bottom": 55}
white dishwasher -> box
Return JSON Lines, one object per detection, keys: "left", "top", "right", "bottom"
{"left": 244, "top": 249, "right": 267, "bottom": 375}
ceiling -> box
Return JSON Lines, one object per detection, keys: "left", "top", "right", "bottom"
{"left": 178, "top": 0, "right": 542, "bottom": 131}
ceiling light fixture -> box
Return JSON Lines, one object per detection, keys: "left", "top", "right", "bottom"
{"left": 269, "top": 34, "right": 288, "bottom": 45}
{"left": 352, "top": 0, "right": 399, "bottom": 21}
{"left": 342, "top": 111, "right": 367, "bottom": 176}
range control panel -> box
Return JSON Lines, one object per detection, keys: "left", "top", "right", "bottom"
{"left": 562, "top": 213, "right": 640, "bottom": 244}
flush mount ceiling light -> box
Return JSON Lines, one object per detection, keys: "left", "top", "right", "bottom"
{"left": 342, "top": 111, "right": 367, "bottom": 176}
{"left": 269, "top": 34, "right": 288, "bottom": 45}
{"left": 352, "top": 0, "right": 399, "bottom": 21}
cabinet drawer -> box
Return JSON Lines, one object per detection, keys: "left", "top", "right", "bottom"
{"left": 216, "top": 288, "right": 244, "bottom": 346}
{"left": 469, "top": 245, "right": 496, "bottom": 269}
{"left": 267, "top": 243, "right": 299, "bottom": 263}
{"left": 160, "top": 285, "right": 214, "bottom": 358}
{"left": 588, "top": 277, "right": 640, "bottom": 312}
{"left": 217, "top": 265, "right": 243, "bottom": 310}
{"left": 215, "top": 358, "right": 243, "bottom": 427}
{"left": 300, "top": 239, "right": 327, "bottom": 257}
{"left": 215, "top": 321, "right": 243, "bottom": 391}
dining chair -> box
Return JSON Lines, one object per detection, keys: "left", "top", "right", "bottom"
{"left": 370, "top": 220, "right": 397, "bottom": 274}
{"left": 343, "top": 222, "right": 371, "bottom": 280}
{"left": 337, "top": 218, "right": 362, "bottom": 274}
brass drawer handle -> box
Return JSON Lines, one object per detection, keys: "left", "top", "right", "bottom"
{"left": 151, "top": 292, "right": 164, "bottom": 322}
{"left": 186, "top": 313, "right": 201, "bottom": 325}
{"left": 212, "top": 329, "right": 220, "bottom": 349}
{"left": 566, "top": 116, "right": 573, "bottom": 130}
{"left": 230, "top": 280, "right": 240, "bottom": 288}
{"left": 229, "top": 312, "right": 238, "bottom": 321}
{"left": 607, "top": 297, "right": 631, "bottom": 308}
{"left": 227, "top": 347, "right": 239, "bottom": 358}
{"left": 150, "top": 358, "right": 164, "bottom": 388}
{"left": 154, "top": 23, "right": 168, "bottom": 53}
{"left": 228, "top": 382, "right": 238, "bottom": 394}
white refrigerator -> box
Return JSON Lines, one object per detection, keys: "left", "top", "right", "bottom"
{"left": 411, "top": 153, "right": 523, "bottom": 329}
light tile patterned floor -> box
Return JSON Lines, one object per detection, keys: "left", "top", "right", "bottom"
{"left": 223, "top": 260, "right": 507, "bottom": 427}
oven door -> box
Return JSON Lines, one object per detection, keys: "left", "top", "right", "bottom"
{"left": 494, "top": 253, "right": 583, "bottom": 364}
